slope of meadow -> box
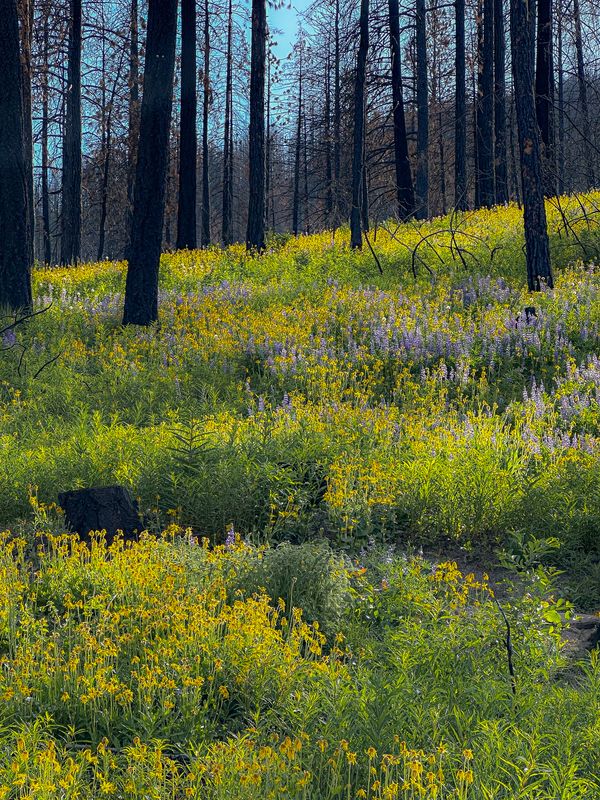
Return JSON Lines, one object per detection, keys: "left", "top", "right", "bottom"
{"left": 2, "top": 196, "right": 600, "bottom": 797}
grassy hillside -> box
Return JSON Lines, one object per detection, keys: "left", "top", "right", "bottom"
{"left": 2, "top": 195, "right": 600, "bottom": 598}
{"left": 2, "top": 195, "right": 600, "bottom": 797}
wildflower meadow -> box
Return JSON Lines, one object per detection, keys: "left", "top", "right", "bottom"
{"left": 2, "top": 196, "right": 600, "bottom": 797}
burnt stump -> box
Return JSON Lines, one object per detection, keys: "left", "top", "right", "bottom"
{"left": 58, "top": 485, "right": 142, "bottom": 541}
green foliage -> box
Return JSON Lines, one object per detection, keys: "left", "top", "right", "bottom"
{"left": 231, "top": 540, "right": 352, "bottom": 637}
{"left": 0, "top": 532, "right": 598, "bottom": 798}
{"left": 3, "top": 196, "right": 600, "bottom": 606}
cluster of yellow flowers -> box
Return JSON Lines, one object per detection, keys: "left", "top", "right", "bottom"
{"left": 0, "top": 530, "right": 492, "bottom": 799}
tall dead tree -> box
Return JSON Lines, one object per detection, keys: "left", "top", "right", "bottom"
{"left": 122, "top": 0, "right": 178, "bottom": 325}
{"left": 535, "top": 0, "right": 555, "bottom": 194}
{"left": 557, "top": 0, "right": 565, "bottom": 194}
{"left": 222, "top": 0, "right": 233, "bottom": 244}
{"left": 573, "top": 0, "right": 594, "bottom": 187}
{"left": 97, "top": 45, "right": 124, "bottom": 261}
{"left": 201, "top": 0, "right": 211, "bottom": 246}
{"left": 415, "top": 0, "right": 428, "bottom": 218}
{"left": 476, "top": 0, "right": 494, "bottom": 207}
{"left": 333, "top": 0, "right": 341, "bottom": 224}
{"left": 0, "top": 0, "right": 33, "bottom": 310}
{"left": 61, "top": 0, "right": 82, "bottom": 265}
{"left": 127, "top": 0, "right": 140, "bottom": 220}
{"left": 246, "top": 0, "right": 267, "bottom": 251}
{"left": 292, "top": 50, "right": 303, "bottom": 236}
{"left": 510, "top": 0, "right": 554, "bottom": 291}
{"left": 350, "top": 0, "right": 369, "bottom": 248}
{"left": 41, "top": 13, "right": 51, "bottom": 264}
{"left": 18, "top": 0, "right": 34, "bottom": 268}
{"left": 324, "top": 48, "right": 333, "bottom": 222}
{"left": 494, "top": 0, "right": 508, "bottom": 204}
{"left": 389, "top": 0, "right": 415, "bottom": 219}
{"left": 454, "top": 0, "right": 467, "bottom": 210}
{"left": 177, "top": 0, "right": 198, "bottom": 250}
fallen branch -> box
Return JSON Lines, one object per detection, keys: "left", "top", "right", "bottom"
{"left": 494, "top": 595, "right": 517, "bottom": 696}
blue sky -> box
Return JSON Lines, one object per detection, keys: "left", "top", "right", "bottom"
{"left": 268, "top": 1, "right": 310, "bottom": 58}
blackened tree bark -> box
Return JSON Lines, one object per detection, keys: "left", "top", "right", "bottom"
{"left": 222, "top": 0, "right": 233, "bottom": 244}
{"left": 389, "top": 0, "right": 415, "bottom": 219}
{"left": 510, "top": 0, "right": 554, "bottom": 291}
{"left": 573, "top": 0, "right": 594, "bottom": 187}
{"left": 61, "top": 0, "right": 82, "bottom": 265}
{"left": 494, "top": 0, "right": 508, "bottom": 204}
{"left": 0, "top": 0, "right": 33, "bottom": 310}
{"left": 177, "top": 0, "right": 198, "bottom": 250}
{"left": 18, "top": 0, "right": 34, "bottom": 268}
{"left": 557, "top": 0, "right": 565, "bottom": 194}
{"left": 350, "top": 0, "right": 369, "bottom": 248}
{"left": 41, "top": 14, "right": 51, "bottom": 264}
{"left": 415, "top": 0, "right": 428, "bottom": 218}
{"left": 246, "top": 0, "right": 267, "bottom": 251}
{"left": 304, "top": 105, "right": 311, "bottom": 233}
{"left": 454, "top": 0, "right": 467, "bottom": 210}
{"left": 266, "top": 43, "right": 272, "bottom": 230}
{"left": 122, "top": 0, "right": 178, "bottom": 326}
{"left": 201, "top": 0, "right": 211, "bottom": 246}
{"left": 535, "top": 0, "right": 555, "bottom": 195}
{"left": 324, "top": 49, "right": 333, "bottom": 222}
{"left": 476, "top": 0, "right": 494, "bottom": 207}
{"left": 474, "top": 1, "right": 482, "bottom": 208}
{"left": 333, "top": 0, "right": 341, "bottom": 224}
{"left": 292, "top": 57, "right": 303, "bottom": 236}
{"left": 97, "top": 53, "right": 123, "bottom": 262}
{"left": 361, "top": 156, "right": 369, "bottom": 232}
{"left": 127, "top": 0, "right": 140, "bottom": 221}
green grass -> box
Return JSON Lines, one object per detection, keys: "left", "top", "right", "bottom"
{"left": 2, "top": 196, "right": 600, "bottom": 600}
{"left": 2, "top": 195, "right": 600, "bottom": 796}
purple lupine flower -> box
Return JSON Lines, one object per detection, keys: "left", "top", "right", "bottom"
{"left": 2, "top": 329, "right": 17, "bottom": 349}
{"left": 225, "top": 524, "right": 235, "bottom": 548}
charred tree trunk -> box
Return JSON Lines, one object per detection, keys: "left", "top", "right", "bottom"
{"left": 18, "top": 0, "right": 34, "bottom": 267}
{"left": 304, "top": 109, "right": 311, "bottom": 234}
{"left": 389, "top": 0, "right": 415, "bottom": 219}
{"left": 494, "top": 0, "right": 508, "bottom": 204}
{"left": 122, "top": 0, "right": 178, "bottom": 325}
{"left": 361, "top": 156, "right": 369, "bottom": 233}
{"left": 437, "top": 90, "right": 447, "bottom": 213}
{"left": 509, "top": 92, "right": 521, "bottom": 206}
{"left": 510, "top": 0, "right": 553, "bottom": 291}
{"left": 266, "top": 47, "right": 271, "bottom": 232}
{"left": 246, "top": 0, "right": 267, "bottom": 250}
{"left": 0, "top": 0, "right": 33, "bottom": 309}
{"left": 61, "top": 0, "right": 82, "bottom": 265}
{"left": 97, "top": 43, "right": 110, "bottom": 261}
{"left": 177, "top": 0, "right": 198, "bottom": 250}
{"left": 476, "top": 0, "right": 494, "bottom": 207}
{"left": 557, "top": 0, "right": 565, "bottom": 194}
{"left": 292, "top": 62, "right": 302, "bottom": 236}
{"left": 222, "top": 0, "right": 233, "bottom": 244}
{"left": 325, "top": 50, "right": 333, "bottom": 223}
{"left": 535, "top": 0, "right": 555, "bottom": 195}
{"left": 474, "top": 2, "right": 482, "bottom": 208}
{"left": 41, "top": 13, "right": 51, "bottom": 265}
{"left": 127, "top": 0, "right": 139, "bottom": 222}
{"left": 201, "top": 0, "right": 211, "bottom": 246}
{"left": 350, "top": 0, "right": 369, "bottom": 248}
{"left": 573, "top": 0, "right": 594, "bottom": 188}
{"left": 454, "top": 0, "right": 468, "bottom": 210}
{"left": 415, "top": 0, "right": 428, "bottom": 218}
{"left": 333, "top": 0, "right": 341, "bottom": 225}
{"left": 97, "top": 57, "right": 122, "bottom": 262}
